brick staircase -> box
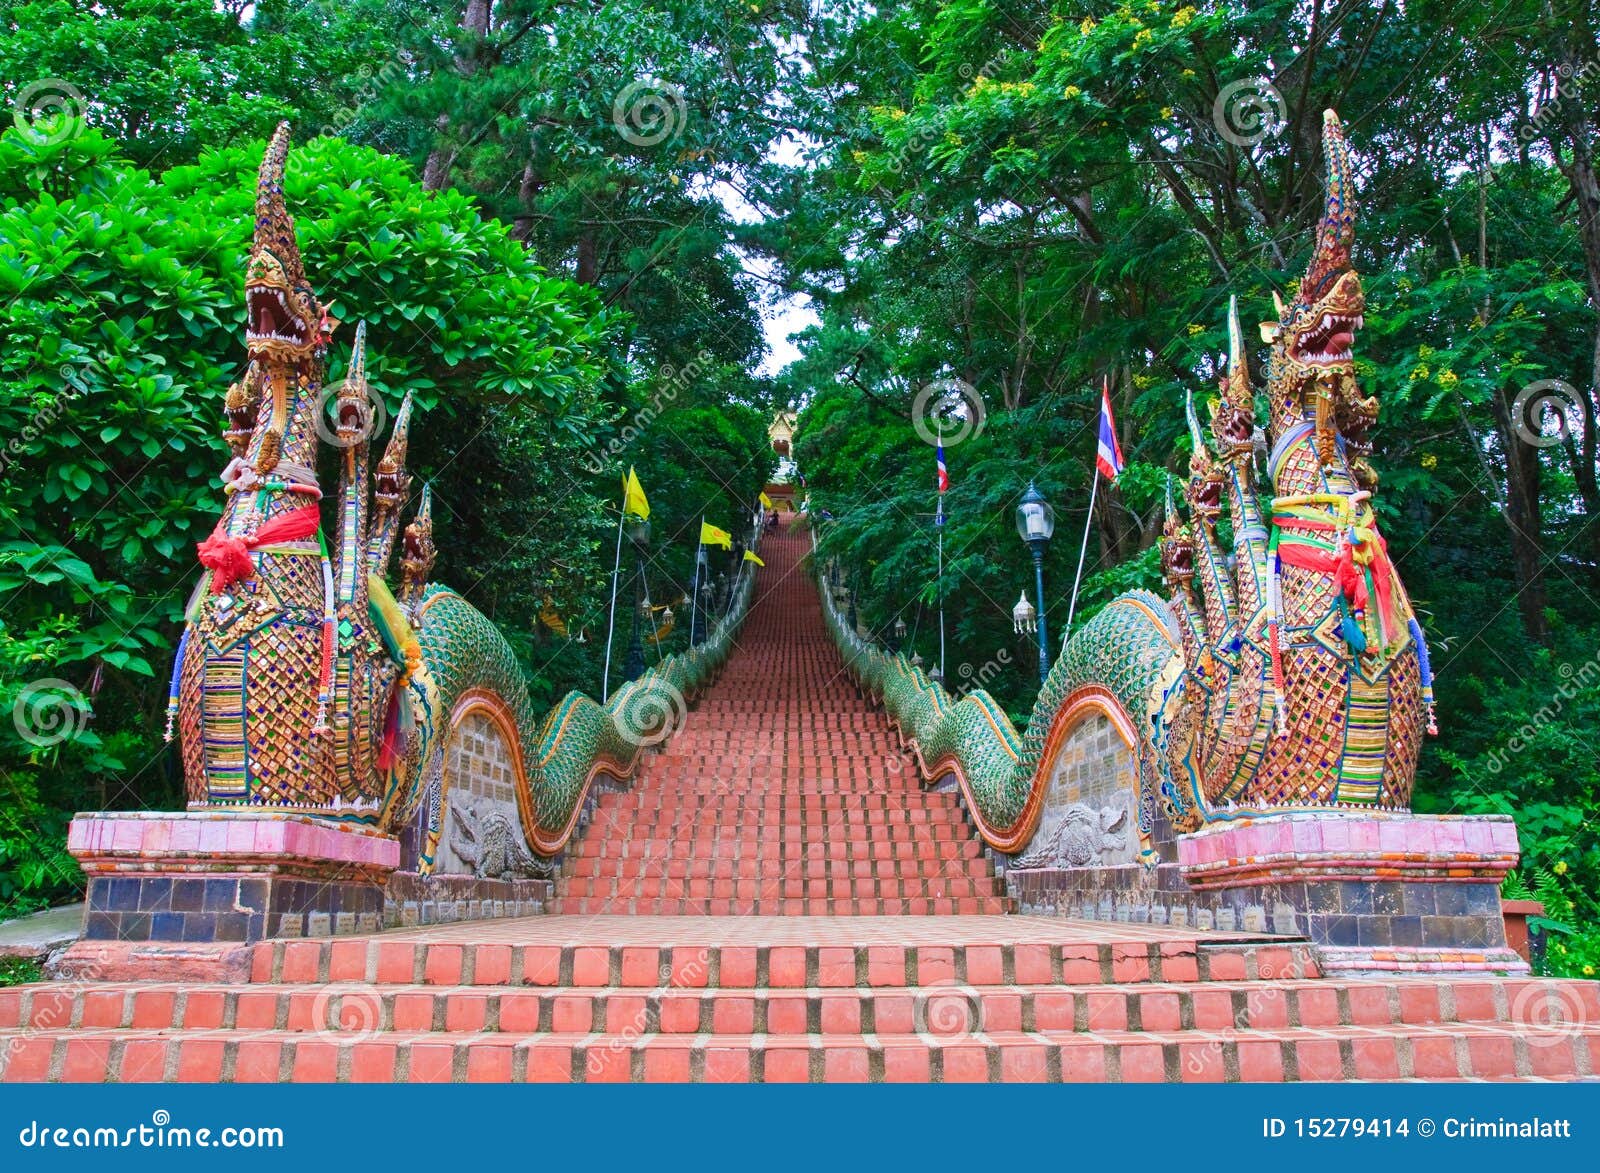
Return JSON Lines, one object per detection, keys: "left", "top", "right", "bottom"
{"left": 551, "top": 520, "right": 1011, "bottom": 916}
{"left": 2, "top": 517, "right": 1596, "bottom": 1083}
{"left": 3, "top": 918, "right": 1596, "bottom": 1081}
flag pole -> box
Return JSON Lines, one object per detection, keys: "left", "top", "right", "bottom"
{"left": 601, "top": 506, "right": 626, "bottom": 702}
{"left": 689, "top": 518, "right": 703, "bottom": 647}
{"left": 936, "top": 495, "right": 946, "bottom": 679}
{"left": 1063, "top": 462, "right": 1100, "bottom": 654}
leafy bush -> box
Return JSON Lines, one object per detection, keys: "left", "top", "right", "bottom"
{"left": 0, "top": 121, "right": 615, "bottom": 910}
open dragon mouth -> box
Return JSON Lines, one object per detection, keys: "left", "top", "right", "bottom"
{"left": 1191, "top": 477, "right": 1222, "bottom": 517}
{"left": 1293, "top": 311, "right": 1363, "bottom": 366}
{"left": 247, "top": 284, "right": 310, "bottom": 348}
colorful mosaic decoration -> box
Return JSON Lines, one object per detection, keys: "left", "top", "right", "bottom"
{"left": 168, "top": 125, "right": 756, "bottom": 862}
{"left": 822, "top": 112, "right": 1433, "bottom": 857}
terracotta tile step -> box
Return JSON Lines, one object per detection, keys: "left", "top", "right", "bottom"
{"left": 559, "top": 878, "right": 1003, "bottom": 902}
{"left": 636, "top": 770, "right": 915, "bottom": 783}
{"left": 573, "top": 838, "right": 979, "bottom": 858}
{"left": 6, "top": 1022, "right": 1589, "bottom": 1082}
{"left": 571, "top": 838, "right": 987, "bottom": 861}
{"left": 627, "top": 781, "right": 927, "bottom": 794}
{"left": 562, "top": 857, "right": 995, "bottom": 880}
{"left": 570, "top": 844, "right": 986, "bottom": 868}
{"left": 648, "top": 732, "right": 900, "bottom": 745}
{"left": 547, "top": 896, "right": 1016, "bottom": 916}
{"left": 574, "top": 825, "right": 975, "bottom": 846}
{"left": 605, "top": 796, "right": 959, "bottom": 815}
{"left": 599, "top": 804, "right": 965, "bottom": 823}
{"left": 231, "top": 937, "right": 1324, "bottom": 989}
{"left": 597, "top": 795, "right": 959, "bottom": 812}
{"left": 580, "top": 811, "right": 972, "bottom": 828}
{"left": 15, "top": 978, "right": 1592, "bottom": 1038}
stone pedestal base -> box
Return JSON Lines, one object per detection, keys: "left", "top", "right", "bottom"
{"left": 1177, "top": 811, "right": 1525, "bottom": 974}
{"left": 66, "top": 810, "right": 399, "bottom": 946}
{"left": 1008, "top": 812, "right": 1527, "bottom": 975}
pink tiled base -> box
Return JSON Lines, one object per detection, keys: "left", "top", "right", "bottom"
{"left": 1177, "top": 812, "right": 1518, "bottom": 888}
{"left": 68, "top": 811, "right": 399, "bottom": 880}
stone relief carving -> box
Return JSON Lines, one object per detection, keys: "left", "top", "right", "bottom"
{"left": 446, "top": 792, "right": 552, "bottom": 880}
{"left": 1015, "top": 801, "right": 1130, "bottom": 869}
{"left": 1013, "top": 708, "right": 1141, "bottom": 869}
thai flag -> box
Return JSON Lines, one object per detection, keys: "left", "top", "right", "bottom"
{"left": 1095, "top": 382, "right": 1124, "bottom": 482}
{"left": 936, "top": 443, "right": 949, "bottom": 493}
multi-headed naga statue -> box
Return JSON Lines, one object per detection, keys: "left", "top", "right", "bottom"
{"left": 827, "top": 112, "right": 1438, "bottom": 858}
{"left": 167, "top": 125, "right": 739, "bottom": 866}
{"left": 1151, "top": 108, "right": 1435, "bottom": 825}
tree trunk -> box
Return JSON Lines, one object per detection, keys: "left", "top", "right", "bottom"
{"left": 1492, "top": 384, "right": 1552, "bottom": 644}
{"left": 576, "top": 230, "right": 599, "bottom": 285}
{"left": 423, "top": 1, "right": 495, "bottom": 192}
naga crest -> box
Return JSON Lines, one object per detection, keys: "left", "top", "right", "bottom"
{"left": 1261, "top": 111, "right": 1379, "bottom": 485}
{"left": 1159, "top": 479, "right": 1195, "bottom": 588}
{"left": 246, "top": 123, "right": 327, "bottom": 364}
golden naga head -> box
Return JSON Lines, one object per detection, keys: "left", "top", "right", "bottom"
{"left": 1210, "top": 295, "right": 1256, "bottom": 461}
{"left": 246, "top": 123, "right": 329, "bottom": 364}
{"left": 1183, "top": 389, "right": 1225, "bottom": 526}
{"left": 1260, "top": 111, "right": 1379, "bottom": 483}
{"left": 1160, "top": 479, "right": 1195, "bottom": 588}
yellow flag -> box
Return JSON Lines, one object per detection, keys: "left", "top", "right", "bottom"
{"left": 700, "top": 521, "right": 732, "bottom": 549}
{"left": 743, "top": 550, "right": 764, "bottom": 567}
{"left": 622, "top": 466, "right": 649, "bottom": 519}
{"left": 759, "top": 491, "right": 774, "bottom": 509}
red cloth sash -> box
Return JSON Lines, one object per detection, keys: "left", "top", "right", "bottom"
{"left": 196, "top": 504, "right": 322, "bottom": 594}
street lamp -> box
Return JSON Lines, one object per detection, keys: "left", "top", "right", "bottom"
{"left": 892, "top": 616, "right": 907, "bottom": 653}
{"left": 1015, "top": 481, "right": 1055, "bottom": 683}
{"left": 690, "top": 542, "right": 709, "bottom": 646}
{"left": 624, "top": 515, "right": 650, "bottom": 680}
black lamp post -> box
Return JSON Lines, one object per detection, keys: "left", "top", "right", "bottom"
{"left": 624, "top": 515, "right": 650, "bottom": 680}
{"left": 1015, "top": 481, "right": 1056, "bottom": 683}
{"left": 690, "top": 543, "right": 709, "bottom": 646}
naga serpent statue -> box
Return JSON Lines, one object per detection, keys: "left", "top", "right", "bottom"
{"left": 166, "top": 124, "right": 751, "bottom": 867}
{"left": 823, "top": 111, "right": 1437, "bottom": 861}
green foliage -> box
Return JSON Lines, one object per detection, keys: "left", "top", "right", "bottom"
{"left": 0, "top": 121, "right": 614, "bottom": 909}
{"left": 0, "top": 957, "right": 43, "bottom": 986}
{"left": 0, "top": 0, "right": 386, "bottom": 168}
{"left": 786, "top": 0, "right": 1600, "bottom": 949}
